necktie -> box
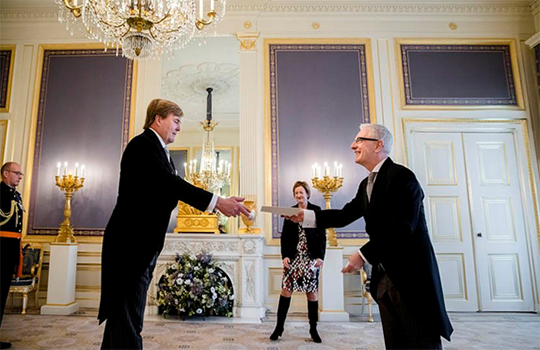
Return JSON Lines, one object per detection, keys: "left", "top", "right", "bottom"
{"left": 164, "top": 147, "right": 170, "bottom": 162}
{"left": 366, "top": 172, "right": 377, "bottom": 202}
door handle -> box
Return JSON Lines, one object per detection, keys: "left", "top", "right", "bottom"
{"left": 477, "top": 232, "right": 482, "bottom": 237}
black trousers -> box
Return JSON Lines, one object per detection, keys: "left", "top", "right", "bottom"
{"left": 101, "top": 253, "right": 158, "bottom": 350}
{"left": 376, "top": 272, "right": 442, "bottom": 350}
{"left": 0, "top": 237, "right": 20, "bottom": 327}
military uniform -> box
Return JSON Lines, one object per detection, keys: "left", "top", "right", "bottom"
{"left": 0, "top": 181, "right": 23, "bottom": 327}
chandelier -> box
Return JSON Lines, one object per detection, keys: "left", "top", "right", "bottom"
{"left": 57, "top": 0, "right": 226, "bottom": 60}
{"left": 184, "top": 88, "right": 230, "bottom": 193}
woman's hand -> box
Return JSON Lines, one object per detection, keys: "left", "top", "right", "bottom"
{"left": 282, "top": 257, "right": 290, "bottom": 269}
{"left": 314, "top": 258, "right": 323, "bottom": 268}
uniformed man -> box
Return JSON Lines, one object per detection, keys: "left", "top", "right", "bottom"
{"left": 0, "top": 162, "right": 24, "bottom": 349}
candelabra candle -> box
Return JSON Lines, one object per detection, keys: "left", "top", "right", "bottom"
{"left": 54, "top": 166, "right": 86, "bottom": 244}
{"left": 311, "top": 164, "right": 344, "bottom": 247}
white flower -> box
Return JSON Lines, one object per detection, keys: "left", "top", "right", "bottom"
{"left": 176, "top": 278, "right": 183, "bottom": 285}
{"left": 211, "top": 287, "right": 215, "bottom": 293}
{"left": 196, "top": 308, "right": 203, "bottom": 314}
{"left": 229, "top": 295, "right": 235, "bottom": 300}
{"left": 194, "top": 266, "right": 200, "bottom": 271}
{"left": 185, "top": 280, "right": 191, "bottom": 285}
{"left": 174, "top": 299, "right": 179, "bottom": 305}
{"left": 179, "top": 273, "right": 183, "bottom": 277}
{"left": 212, "top": 293, "right": 217, "bottom": 300}
{"left": 208, "top": 268, "right": 214, "bottom": 273}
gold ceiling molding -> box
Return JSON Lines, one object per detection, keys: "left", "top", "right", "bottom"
{"left": 0, "top": 10, "right": 57, "bottom": 20}
{"left": 0, "top": 2, "right": 533, "bottom": 20}
{"left": 226, "top": 3, "right": 532, "bottom": 15}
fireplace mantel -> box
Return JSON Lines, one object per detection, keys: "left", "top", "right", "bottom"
{"left": 146, "top": 233, "right": 266, "bottom": 321}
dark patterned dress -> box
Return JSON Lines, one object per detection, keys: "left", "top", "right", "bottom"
{"left": 282, "top": 226, "right": 320, "bottom": 292}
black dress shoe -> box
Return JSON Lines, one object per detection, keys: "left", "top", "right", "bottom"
{"left": 0, "top": 341, "right": 12, "bottom": 349}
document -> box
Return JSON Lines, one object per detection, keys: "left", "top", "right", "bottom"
{"left": 260, "top": 206, "right": 302, "bottom": 216}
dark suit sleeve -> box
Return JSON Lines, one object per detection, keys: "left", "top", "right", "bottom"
{"left": 314, "top": 182, "right": 366, "bottom": 229}
{"left": 360, "top": 169, "right": 423, "bottom": 264}
{"left": 120, "top": 135, "right": 212, "bottom": 212}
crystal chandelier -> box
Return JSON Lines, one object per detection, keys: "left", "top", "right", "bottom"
{"left": 185, "top": 88, "right": 230, "bottom": 193}
{"left": 57, "top": 0, "right": 226, "bottom": 60}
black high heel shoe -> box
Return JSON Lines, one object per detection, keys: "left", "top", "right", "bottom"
{"left": 270, "top": 326, "right": 283, "bottom": 340}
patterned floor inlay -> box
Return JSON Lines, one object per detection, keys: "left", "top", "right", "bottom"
{"left": 0, "top": 313, "right": 538, "bottom": 349}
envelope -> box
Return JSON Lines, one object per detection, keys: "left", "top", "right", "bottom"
{"left": 260, "top": 206, "right": 302, "bottom": 216}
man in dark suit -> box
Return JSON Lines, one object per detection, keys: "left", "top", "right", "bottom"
{"left": 98, "top": 99, "right": 250, "bottom": 349}
{"left": 0, "top": 162, "right": 25, "bottom": 350}
{"left": 287, "top": 124, "right": 453, "bottom": 349}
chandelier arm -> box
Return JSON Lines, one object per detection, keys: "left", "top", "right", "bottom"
{"left": 63, "top": 0, "right": 83, "bottom": 18}
{"left": 195, "top": 11, "right": 216, "bottom": 30}
{"left": 152, "top": 12, "right": 172, "bottom": 26}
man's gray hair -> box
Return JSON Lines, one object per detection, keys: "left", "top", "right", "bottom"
{"left": 360, "top": 123, "right": 393, "bottom": 154}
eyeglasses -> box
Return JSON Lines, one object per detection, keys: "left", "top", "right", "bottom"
{"left": 7, "top": 170, "right": 24, "bottom": 177}
{"left": 354, "top": 137, "right": 379, "bottom": 143}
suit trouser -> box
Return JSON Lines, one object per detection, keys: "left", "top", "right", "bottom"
{"left": 0, "top": 237, "right": 20, "bottom": 327}
{"left": 101, "top": 253, "right": 159, "bottom": 350}
{"left": 376, "top": 272, "right": 442, "bottom": 350}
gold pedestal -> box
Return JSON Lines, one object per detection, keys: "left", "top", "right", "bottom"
{"left": 311, "top": 175, "right": 343, "bottom": 247}
{"left": 54, "top": 175, "right": 84, "bottom": 243}
{"left": 174, "top": 201, "right": 220, "bottom": 234}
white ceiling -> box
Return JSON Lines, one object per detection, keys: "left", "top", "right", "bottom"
{"left": 161, "top": 36, "right": 240, "bottom": 132}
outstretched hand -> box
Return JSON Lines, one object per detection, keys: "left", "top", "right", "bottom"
{"left": 216, "top": 196, "right": 251, "bottom": 217}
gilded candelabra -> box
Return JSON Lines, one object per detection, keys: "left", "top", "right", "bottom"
{"left": 54, "top": 164, "right": 85, "bottom": 243}
{"left": 311, "top": 162, "right": 343, "bottom": 246}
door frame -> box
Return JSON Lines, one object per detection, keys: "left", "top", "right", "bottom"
{"left": 402, "top": 118, "right": 540, "bottom": 312}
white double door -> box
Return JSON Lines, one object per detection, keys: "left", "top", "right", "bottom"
{"left": 410, "top": 131, "right": 534, "bottom": 312}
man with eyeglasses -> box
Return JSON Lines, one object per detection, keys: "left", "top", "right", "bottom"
{"left": 0, "top": 162, "right": 25, "bottom": 349}
{"left": 285, "top": 124, "right": 453, "bottom": 349}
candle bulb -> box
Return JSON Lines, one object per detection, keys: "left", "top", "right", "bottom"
{"left": 81, "top": 164, "right": 85, "bottom": 178}
{"left": 57, "top": 162, "right": 61, "bottom": 176}
{"left": 63, "top": 162, "right": 68, "bottom": 176}
{"left": 210, "top": 0, "right": 214, "bottom": 11}
{"left": 75, "top": 162, "right": 79, "bottom": 177}
{"left": 227, "top": 163, "right": 231, "bottom": 176}
{"left": 184, "top": 162, "right": 188, "bottom": 177}
{"left": 334, "top": 161, "right": 338, "bottom": 177}
{"left": 324, "top": 162, "right": 329, "bottom": 177}
{"left": 199, "top": 0, "right": 203, "bottom": 18}
{"left": 339, "top": 164, "right": 343, "bottom": 177}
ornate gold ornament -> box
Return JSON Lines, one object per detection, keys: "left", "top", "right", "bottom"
{"left": 312, "top": 22, "right": 320, "bottom": 30}
{"left": 54, "top": 165, "right": 85, "bottom": 243}
{"left": 243, "top": 21, "right": 252, "bottom": 29}
{"left": 449, "top": 22, "right": 458, "bottom": 30}
{"left": 239, "top": 199, "right": 260, "bottom": 234}
{"left": 311, "top": 163, "right": 344, "bottom": 247}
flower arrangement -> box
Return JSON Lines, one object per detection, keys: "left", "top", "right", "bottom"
{"left": 157, "top": 252, "right": 234, "bottom": 317}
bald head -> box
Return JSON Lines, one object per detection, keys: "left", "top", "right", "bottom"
{"left": 1, "top": 162, "right": 23, "bottom": 187}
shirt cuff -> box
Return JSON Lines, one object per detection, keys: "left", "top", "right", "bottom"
{"left": 358, "top": 248, "right": 369, "bottom": 264}
{"left": 302, "top": 209, "right": 316, "bottom": 228}
{"left": 205, "top": 194, "right": 218, "bottom": 213}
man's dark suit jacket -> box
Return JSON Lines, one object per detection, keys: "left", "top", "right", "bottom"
{"left": 315, "top": 158, "right": 453, "bottom": 341}
{"left": 281, "top": 202, "right": 326, "bottom": 261}
{"left": 98, "top": 129, "right": 213, "bottom": 323}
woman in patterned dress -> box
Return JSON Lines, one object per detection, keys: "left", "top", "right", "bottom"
{"left": 270, "top": 181, "right": 326, "bottom": 343}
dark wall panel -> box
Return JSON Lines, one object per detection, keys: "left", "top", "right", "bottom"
{"left": 269, "top": 43, "right": 373, "bottom": 240}
{"left": 400, "top": 44, "right": 519, "bottom": 106}
{"left": 28, "top": 49, "right": 133, "bottom": 236}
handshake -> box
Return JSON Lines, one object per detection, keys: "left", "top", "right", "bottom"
{"left": 215, "top": 196, "right": 254, "bottom": 219}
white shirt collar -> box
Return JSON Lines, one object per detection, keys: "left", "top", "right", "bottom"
{"left": 148, "top": 127, "right": 167, "bottom": 149}
{"left": 371, "top": 157, "right": 389, "bottom": 174}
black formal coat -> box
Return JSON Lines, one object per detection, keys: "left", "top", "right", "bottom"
{"left": 315, "top": 158, "right": 453, "bottom": 341}
{"left": 281, "top": 202, "right": 326, "bottom": 261}
{"left": 98, "top": 129, "right": 213, "bottom": 323}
